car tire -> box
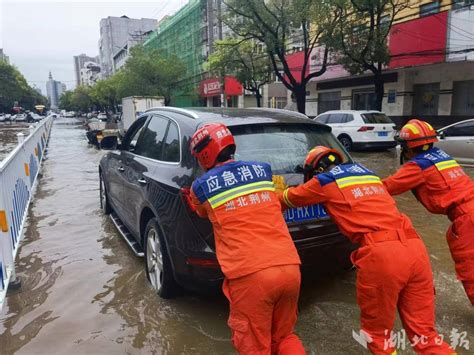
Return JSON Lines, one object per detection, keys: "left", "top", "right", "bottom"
{"left": 144, "top": 218, "right": 177, "bottom": 299}
{"left": 338, "top": 135, "right": 353, "bottom": 151}
{"left": 99, "top": 173, "right": 112, "bottom": 215}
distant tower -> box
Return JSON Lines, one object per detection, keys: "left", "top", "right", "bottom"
{"left": 46, "top": 71, "right": 59, "bottom": 109}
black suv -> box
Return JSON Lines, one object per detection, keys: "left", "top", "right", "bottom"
{"left": 99, "top": 107, "right": 356, "bottom": 298}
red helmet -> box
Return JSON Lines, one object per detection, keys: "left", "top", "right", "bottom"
{"left": 398, "top": 119, "right": 438, "bottom": 149}
{"left": 303, "top": 146, "right": 343, "bottom": 182}
{"left": 190, "top": 123, "right": 235, "bottom": 170}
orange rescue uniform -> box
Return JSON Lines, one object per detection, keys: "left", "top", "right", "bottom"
{"left": 191, "top": 160, "right": 305, "bottom": 355}
{"left": 280, "top": 162, "right": 453, "bottom": 355}
{"left": 383, "top": 147, "right": 474, "bottom": 305}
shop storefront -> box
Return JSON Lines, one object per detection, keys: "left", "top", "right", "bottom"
{"left": 199, "top": 76, "right": 243, "bottom": 107}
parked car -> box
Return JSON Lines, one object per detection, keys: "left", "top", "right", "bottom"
{"left": 14, "top": 113, "right": 27, "bottom": 122}
{"left": 97, "top": 113, "right": 108, "bottom": 120}
{"left": 0, "top": 114, "right": 5, "bottom": 122}
{"left": 99, "top": 107, "right": 356, "bottom": 298}
{"left": 436, "top": 119, "right": 474, "bottom": 166}
{"left": 314, "top": 110, "right": 397, "bottom": 151}
{"left": 30, "top": 113, "right": 43, "bottom": 122}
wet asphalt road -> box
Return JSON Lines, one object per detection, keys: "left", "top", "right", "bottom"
{"left": 0, "top": 121, "right": 472, "bottom": 354}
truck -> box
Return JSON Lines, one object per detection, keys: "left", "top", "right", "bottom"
{"left": 120, "top": 96, "right": 165, "bottom": 136}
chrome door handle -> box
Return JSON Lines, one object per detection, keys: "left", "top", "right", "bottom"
{"left": 118, "top": 167, "right": 125, "bottom": 172}
{"left": 138, "top": 178, "right": 147, "bottom": 185}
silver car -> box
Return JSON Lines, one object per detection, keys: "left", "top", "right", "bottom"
{"left": 436, "top": 119, "right": 474, "bottom": 166}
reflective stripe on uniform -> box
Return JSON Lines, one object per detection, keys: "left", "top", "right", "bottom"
{"left": 435, "top": 159, "right": 459, "bottom": 171}
{"left": 335, "top": 175, "right": 382, "bottom": 189}
{"left": 283, "top": 188, "right": 296, "bottom": 208}
{"left": 208, "top": 181, "right": 275, "bottom": 208}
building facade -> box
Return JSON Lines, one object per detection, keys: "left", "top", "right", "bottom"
{"left": 46, "top": 72, "right": 66, "bottom": 109}
{"left": 144, "top": 0, "right": 208, "bottom": 106}
{"left": 291, "top": 0, "right": 474, "bottom": 126}
{"left": 79, "top": 61, "right": 101, "bottom": 86}
{"left": 73, "top": 54, "right": 99, "bottom": 86}
{"left": 143, "top": 0, "right": 284, "bottom": 108}
{"left": 98, "top": 16, "right": 157, "bottom": 79}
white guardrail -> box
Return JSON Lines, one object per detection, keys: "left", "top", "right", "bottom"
{"left": 0, "top": 116, "right": 53, "bottom": 310}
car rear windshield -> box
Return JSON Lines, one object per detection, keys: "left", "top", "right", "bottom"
{"left": 361, "top": 113, "right": 393, "bottom": 124}
{"left": 229, "top": 124, "right": 350, "bottom": 175}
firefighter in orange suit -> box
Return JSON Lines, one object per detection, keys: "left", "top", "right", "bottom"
{"left": 279, "top": 146, "right": 453, "bottom": 355}
{"left": 383, "top": 119, "right": 474, "bottom": 306}
{"left": 189, "top": 123, "right": 305, "bottom": 355}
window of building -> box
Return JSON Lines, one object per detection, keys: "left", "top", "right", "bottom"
{"left": 317, "top": 91, "right": 341, "bottom": 114}
{"left": 133, "top": 115, "right": 169, "bottom": 160}
{"left": 420, "top": 1, "right": 440, "bottom": 16}
{"left": 413, "top": 83, "right": 440, "bottom": 116}
{"left": 274, "top": 71, "right": 284, "bottom": 83}
{"left": 268, "top": 96, "right": 287, "bottom": 109}
{"left": 452, "top": 80, "right": 474, "bottom": 116}
{"left": 352, "top": 90, "right": 377, "bottom": 110}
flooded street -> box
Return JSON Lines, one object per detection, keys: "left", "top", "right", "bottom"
{"left": 0, "top": 122, "right": 472, "bottom": 354}
{"left": 0, "top": 124, "right": 31, "bottom": 161}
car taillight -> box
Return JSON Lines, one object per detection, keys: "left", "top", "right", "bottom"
{"left": 186, "top": 257, "right": 220, "bottom": 268}
{"left": 358, "top": 126, "right": 375, "bottom": 132}
{"left": 181, "top": 187, "right": 196, "bottom": 212}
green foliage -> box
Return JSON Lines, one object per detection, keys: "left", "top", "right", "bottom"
{"left": 223, "top": 0, "right": 337, "bottom": 113}
{"left": 0, "top": 61, "right": 48, "bottom": 112}
{"left": 120, "top": 46, "right": 186, "bottom": 105}
{"left": 206, "top": 38, "right": 272, "bottom": 100}
{"left": 327, "top": 0, "right": 407, "bottom": 75}
{"left": 59, "top": 46, "right": 186, "bottom": 111}
{"left": 325, "top": 0, "right": 408, "bottom": 110}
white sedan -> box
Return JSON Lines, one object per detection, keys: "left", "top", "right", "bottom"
{"left": 314, "top": 110, "right": 397, "bottom": 151}
{"left": 436, "top": 119, "right": 474, "bottom": 166}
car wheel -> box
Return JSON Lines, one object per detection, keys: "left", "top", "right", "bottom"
{"left": 145, "top": 218, "right": 177, "bottom": 299}
{"left": 338, "top": 135, "right": 353, "bottom": 151}
{"left": 99, "top": 173, "right": 112, "bottom": 215}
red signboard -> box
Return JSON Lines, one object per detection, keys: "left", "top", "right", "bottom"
{"left": 283, "top": 51, "right": 310, "bottom": 84}
{"left": 199, "top": 76, "right": 243, "bottom": 97}
{"left": 388, "top": 11, "right": 448, "bottom": 69}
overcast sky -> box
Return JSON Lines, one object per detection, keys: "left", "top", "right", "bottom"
{"left": 1, "top": 0, "right": 186, "bottom": 94}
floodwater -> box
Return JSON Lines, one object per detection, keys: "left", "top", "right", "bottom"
{"left": 0, "top": 122, "right": 472, "bottom": 354}
{"left": 0, "top": 124, "right": 31, "bottom": 161}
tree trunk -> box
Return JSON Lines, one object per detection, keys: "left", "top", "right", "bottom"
{"left": 374, "top": 75, "right": 384, "bottom": 111}
{"left": 255, "top": 90, "right": 262, "bottom": 107}
{"left": 294, "top": 85, "right": 306, "bottom": 114}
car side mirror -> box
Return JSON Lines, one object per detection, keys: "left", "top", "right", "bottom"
{"left": 100, "top": 136, "right": 118, "bottom": 150}
{"left": 438, "top": 131, "right": 445, "bottom": 139}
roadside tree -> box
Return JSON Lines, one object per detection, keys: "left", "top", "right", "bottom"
{"left": 0, "top": 61, "right": 48, "bottom": 112}
{"left": 206, "top": 38, "right": 272, "bottom": 107}
{"left": 326, "top": 0, "right": 408, "bottom": 111}
{"left": 223, "top": 0, "right": 338, "bottom": 114}
{"left": 120, "top": 46, "right": 186, "bottom": 105}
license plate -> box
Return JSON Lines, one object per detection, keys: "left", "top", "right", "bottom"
{"left": 378, "top": 131, "right": 388, "bottom": 137}
{"left": 284, "top": 204, "right": 328, "bottom": 224}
